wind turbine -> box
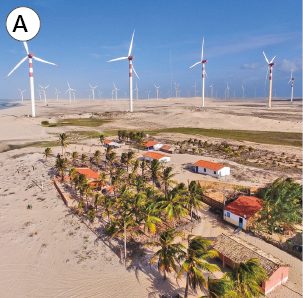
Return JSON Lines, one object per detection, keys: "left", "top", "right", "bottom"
{"left": 210, "top": 83, "right": 213, "bottom": 98}
{"left": 98, "top": 90, "right": 102, "bottom": 100}
{"left": 192, "top": 82, "right": 197, "bottom": 97}
{"left": 224, "top": 89, "right": 226, "bottom": 99}
{"left": 89, "top": 84, "right": 97, "bottom": 100}
{"left": 39, "top": 85, "right": 49, "bottom": 103}
{"left": 188, "top": 37, "right": 208, "bottom": 108}
{"left": 113, "top": 83, "right": 119, "bottom": 100}
{"left": 226, "top": 84, "right": 230, "bottom": 99}
{"left": 146, "top": 91, "right": 150, "bottom": 100}
{"left": 242, "top": 84, "right": 245, "bottom": 98}
{"left": 106, "top": 30, "right": 140, "bottom": 112}
{"left": 18, "top": 89, "right": 26, "bottom": 102}
{"left": 263, "top": 50, "right": 276, "bottom": 108}
{"left": 288, "top": 69, "right": 294, "bottom": 102}
{"left": 87, "top": 90, "right": 91, "bottom": 100}
{"left": 168, "top": 90, "right": 171, "bottom": 98}
{"left": 233, "top": 90, "right": 235, "bottom": 98}
{"left": 274, "top": 89, "right": 276, "bottom": 97}
{"left": 5, "top": 42, "right": 58, "bottom": 117}
{"left": 65, "top": 82, "right": 73, "bottom": 102}
{"left": 55, "top": 88, "right": 61, "bottom": 101}
{"left": 134, "top": 82, "right": 139, "bottom": 101}
{"left": 154, "top": 84, "right": 160, "bottom": 100}
{"left": 110, "top": 90, "right": 114, "bottom": 100}
{"left": 36, "top": 89, "right": 42, "bottom": 101}
{"left": 71, "top": 89, "right": 76, "bottom": 101}
{"left": 174, "top": 82, "right": 180, "bottom": 98}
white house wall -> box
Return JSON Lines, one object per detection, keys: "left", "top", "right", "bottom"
{"left": 223, "top": 210, "right": 247, "bottom": 229}
{"left": 196, "top": 166, "right": 230, "bottom": 178}
{"left": 153, "top": 144, "right": 163, "bottom": 150}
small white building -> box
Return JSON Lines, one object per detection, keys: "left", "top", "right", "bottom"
{"left": 223, "top": 196, "right": 262, "bottom": 230}
{"left": 143, "top": 151, "right": 170, "bottom": 163}
{"left": 104, "top": 140, "right": 123, "bottom": 148}
{"left": 141, "top": 140, "right": 163, "bottom": 151}
{"left": 194, "top": 160, "right": 230, "bottom": 178}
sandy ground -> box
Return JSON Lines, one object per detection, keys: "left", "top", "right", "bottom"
{"left": 0, "top": 97, "right": 302, "bottom": 297}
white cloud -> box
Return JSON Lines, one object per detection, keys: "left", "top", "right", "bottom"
{"left": 276, "top": 57, "right": 302, "bottom": 73}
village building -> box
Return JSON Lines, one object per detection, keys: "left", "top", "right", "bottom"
{"left": 212, "top": 234, "right": 290, "bottom": 295}
{"left": 75, "top": 168, "right": 104, "bottom": 189}
{"left": 103, "top": 140, "right": 123, "bottom": 148}
{"left": 160, "top": 145, "right": 175, "bottom": 154}
{"left": 223, "top": 196, "right": 262, "bottom": 230}
{"left": 141, "top": 140, "right": 163, "bottom": 151}
{"left": 143, "top": 151, "right": 170, "bottom": 163}
{"left": 194, "top": 160, "right": 230, "bottom": 178}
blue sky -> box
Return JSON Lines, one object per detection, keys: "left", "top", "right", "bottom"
{"left": 1, "top": 0, "right": 301, "bottom": 100}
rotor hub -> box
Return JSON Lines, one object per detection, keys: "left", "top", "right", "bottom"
{"left": 128, "top": 55, "right": 134, "bottom": 60}
{"left": 202, "top": 59, "right": 208, "bottom": 63}
{"left": 28, "top": 53, "right": 34, "bottom": 58}
{"left": 269, "top": 63, "right": 275, "bottom": 66}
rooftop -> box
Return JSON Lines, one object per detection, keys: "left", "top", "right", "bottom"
{"left": 161, "top": 145, "right": 172, "bottom": 150}
{"left": 194, "top": 160, "right": 227, "bottom": 171}
{"left": 75, "top": 168, "right": 100, "bottom": 180}
{"left": 212, "top": 234, "right": 290, "bottom": 276}
{"left": 225, "top": 196, "right": 262, "bottom": 219}
{"left": 143, "top": 151, "right": 168, "bottom": 160}
{"left": 141, "top": 140, "right": 158, "bottom": 147}
{"left": 104, "top": 140, "right": 113, "bottom": 145}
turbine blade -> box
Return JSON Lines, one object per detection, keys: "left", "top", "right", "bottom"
{"left": 23, "top": 42, "right": 29, "bottom": 55}
{"left": 188, "top": 61, "right": 200, "bottom": 69}
{"left": 288, "top": 79, "right": 291, "bottom": 84}
{"left": 205, "top": 71, "right": 208, "bottom": 78}
{"left": 65, "top": 89, "right": 69, "bottom": 93}
{"left": 33, "top": 56, "right": 58, "bottom": 66}
{"left": 46, "top": 85, "right": 49, "bottom": 89}
{"left": 270, "top": 56, "right": 276, "bottom": 63}
{"left": 128, "top": 30, "right": 135, "bottom": 57}
{"left": 201, "top": 37, "right": 204, "bottom": 61}
{"left": 132, "top": 66, "right": 140, "bottom": 80}
{"left": 106, "top": 57, "right": 128, "bottom": 62}
{"left": 262, "top": 50, "right": 269, "bottom": 64}
{"left": 5, "top": 56, "right": 28, "bottom": 79}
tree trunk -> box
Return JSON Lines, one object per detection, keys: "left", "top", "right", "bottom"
{"left": 184, "top": 271, "right": 190, "bottom": 298}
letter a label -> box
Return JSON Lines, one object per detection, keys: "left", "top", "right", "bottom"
{"left": 6, "top": 7, "right": 40, "bottom": 41}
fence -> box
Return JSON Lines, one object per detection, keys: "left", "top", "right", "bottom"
{"left": 53, "top": 180, "right": 69, "bottom": 207}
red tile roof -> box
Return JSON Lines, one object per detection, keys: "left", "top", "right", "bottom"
{"left": 225, "top": 196, "right": 262, "bottom": 219}
{"left": 104, "top": 140, "right": 113, "bottom": 145}
{"left": 194, "top": 160, "right": 227, "bottom": 171}
{"left": 141, "top": 140, "right": 158, "bottom": 147}
{"left": 161, "top": 145, "right": 171, "bottom": 150}
{"left": 75, "top": 168, "right": 100, "bottom": 180}
{"left": 143, "top": 152, "right": 169, "bottom": 160}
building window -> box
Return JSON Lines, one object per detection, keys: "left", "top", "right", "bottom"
{"left": 214, "top": 171, "right": 216, "bottom": 174}
{"left": 204, "top": 168, "right": 206, "bottom": 172}
{"left": 226, "top": 212, "right": 230, "bottom": 218}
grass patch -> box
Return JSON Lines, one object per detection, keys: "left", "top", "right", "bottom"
{"left": 142, "top": 128, "right": 302, "bottom": 147}
{"left": 41, "top": 118, "right": 112, "bottom": 128}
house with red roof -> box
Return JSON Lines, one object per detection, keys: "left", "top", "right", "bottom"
{"left": 141, "top": 140, "right": 163, "bottom": 151}
{"left": 75, "top": 168, "right": 106, "bottom": 189}
{"left": 194, "top": 160, "right": 230, "bottom": 178}
{"left": 224, "top": 196, "right": 262, "bottom": 230}
{"left": 104, "top": 140, "right": 123, "bottom": 148}
{"left": 160, "top": 145, "right": 175, "bottom": 154}
{"left": 143, "top": 151, "right": 170, "bottom": 163}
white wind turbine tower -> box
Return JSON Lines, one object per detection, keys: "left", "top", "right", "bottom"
{"left": 18, "top": 89, "right": 26, "bottom": 102}
{"left": 106, "top": 30, "right": 140, "bottom": 112}
{"left": 233, "top": 90, "right": 235, "bottom": 98}
{"left": 262, "top": 50, "right": 276, "bottom": 108}
{"left": 146, "top": 91, "right": 150, "bottom": 100}
{"left": 86, "top": 90, "right": 91, "bottom": 100}
{"left": 89, "top": 84, "right": 97, "bottom": 100}
{"left": 113, "top": 83, "right": 119, "bottom": 100}
{"left": 224, "top": 89, "right": 226, "bottom": 99}
{"left": 174, "top": 82, "right": 180, "bottom": 98}
{"left": 98, "top": 90, "right": 102, "bottom": 100}
{"left": 72, "top": 89, "right": 76, "bottom": 101}
{"left": 5, "top": 42, "right": 58, "bottom": 117}
{"left": 65, "top": 82, "right": 73, "bottom": 102}
{"left": 39, "top": 85, "right": 49, "bottom": 103}
{"left": 210, "top": 83, "right": 213, "bottom": 98}
{"left": 154, "top": 84, "right": 160, "bottom": 100}
{"left": 242, "top": 84, "right": 245, "bottom": 98}
{"left": 55, "top": 88, "right": 61, "bottom": 101}
{"left": 36, "top": 89, "right": 42, "bottom": 101}
{"left": 168, "top": 90, "right": 171, "bottom": 98}
{"left": 110, "top": 90, "right": 114, "bottom": 100}
{"left": 134, "top": 82, "right": 139, "bottom": 101}
{"left": 192, "top": 82, "right": 197, "bottom": 97}
{"left": 188, "top": 37, "right": 208, "bottom": 108}
{"left": 288, "top": 69, "right": 294, "bottom": 102}
{"left": 226, "top": 84, "right": 230, "bottom": 99}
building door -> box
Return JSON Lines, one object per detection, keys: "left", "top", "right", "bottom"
{"left": 239, "top": 217, "right": 243, "bottom": 228}
{"left": 196, "top": 166, "right": 198, "bottom": 173}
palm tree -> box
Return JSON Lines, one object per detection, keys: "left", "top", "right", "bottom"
{"left": 132, "top": 158, "right": 140, "bottom": 174}
{"left": 58, "top": 133, "right": 68, "bottom": 155}
{"left": 54, "top": 157, "right": 68, "bottom": 180}
{"left": 89, "top": 156, "right": 94, "bottom": 169}
{"left": 94, "top": 150, "right": 101, "bottom": 166}
{"left": 142, "top": 200, "right": 162, "bottom": 234}
{"left": 159, "top": 166, "right": 177, "bottom": 197}
{"left": 99, "top": 134, "right": 105, "bottom": 145}
{"left": 69, "top": 167, "right": 78, "bottom": 188}
{"left": 199, "top": 276, "right": 234, "bottom": 298}
{"left": 177, "top": 235, "right": 220, "bottom": 298}
{"left": 150, "top": 159, "right": 162, "bottom": 187}
{"left": 140, "top": 159, "right": 147, "bottom": 177}
{"left": 187, "top": 181, "right": 205, "bottom": 221}
{"left": 106, "top": 151, "right": 117, "bottom": 168}
{"left": 146, "top": 228, "right": 186, "bottom": 280}
{"left": 71, "top": 151, "right": 78, "bottom": 165}
{"left": 102, "top": 195, "right": 115, "bottom": 222}
{"left": 98, "top": 172, "right": 109, "bottom": 189}
{"left": 43, "top": 147, "right": 52, "bottom": 162}
{"left": 94, "top": 193, "right": 102, "bottom": 211}
{"left": 81, "top": 154, "right": 87, "bottom": 166}
{"left": 224, "top": 258, "right": 268, "bottom": 297}
{"left": 125, "top": 151, "right": 135, "bottom": 172}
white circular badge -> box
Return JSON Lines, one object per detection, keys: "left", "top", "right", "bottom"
{"left": 6, "top": 7, "right": 41, "bottom": 42}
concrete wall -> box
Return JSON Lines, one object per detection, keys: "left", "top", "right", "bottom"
{"left": 196, "top": 166, "right": 230, "bottom": 178}
{"left": 223, "top": 210, "right": 247, "bottom": 230}
{"left": 263, "top": 266, "right": 289, "bottom": 295}
{"left": 143, "top": 156, "right": 170, "bottom": 163}
{"left": 153, "top": 143, "right": 163, "bottom": 150}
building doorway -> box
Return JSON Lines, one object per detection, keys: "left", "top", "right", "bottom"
{"left": 239, "top": 217, "right": 243, "bottom": 228}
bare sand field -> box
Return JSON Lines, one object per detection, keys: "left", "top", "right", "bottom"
{"left": 0, "top": 97, "right": 301, "bottom": 297}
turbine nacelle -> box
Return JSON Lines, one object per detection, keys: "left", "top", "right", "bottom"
{"left": 28, "top": 53, "right": 34, "bottom": 58}
{"left": 269, "top": 63, "right": 275, "bottom": 66}
{"left": 128, "top": 55, "right": 135, "bottom": 60}
{"left": 202, "top": 59, "right": 208, "bottom": 63}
